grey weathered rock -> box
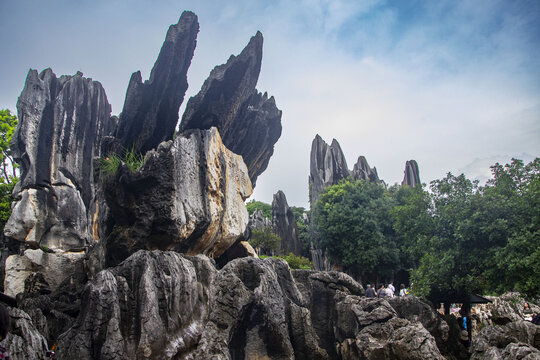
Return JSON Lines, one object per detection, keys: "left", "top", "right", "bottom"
{"left": 352, "top": 156, "right": 380, "bottom": 183}
{"left": 2, "top": 307, "right": 49, "bottom": 360}
{"left": 56, "top": 250, "right": 216, "bottom": 360}
{"left": 103, "top": 127, "right": 252, "bottom": 266}
{"left": 309, "top": 135, "right": 351, "bottom": 208}
{"left": 179, "top": 32, "right": 282, "bottom": 186}
{"left": 272, "top": 190, "right": 302, "bottom": 256}
{"left": 470, "top": 320, "right": 540, "bottom": 360}
{"left": 114, "top": 11, "right": 199, "bottom": 154}
{"left": 5, "top": 69, "right": 115, "bottom": 250}
{"left": 4, "top": 249, "right": 85, "bottom": 297}
{"left": 402, "top": 160, "right": 421, "bottom": 187}
{"left": 248, "top": 209, "right": 271, "bottom": 230}
{"left": 310, "top": 244, "right": 331, "bottom": 271}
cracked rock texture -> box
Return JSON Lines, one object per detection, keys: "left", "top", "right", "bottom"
{"left": 1, "top": 307, "right": 49, "bottom": 360}
{"left": 179, "top": 32, "right": 282, "bottom": 186}
{"left": 42, "top": 251, "right": 459, "bottom": 360}
{"left": 5, "top": 69, "right": 115, "bottom": 250}
{"left": 103, "top": 127, "right": 252, "bottom": 266}
{"left": 114, "top": 11, "right": 199, "bottom": 154}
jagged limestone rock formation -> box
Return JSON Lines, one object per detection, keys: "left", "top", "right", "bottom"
{"left": 248, "top": 209, "right": 271, "bottom": 230}
{"left": 402, "top": 159, "right": 421, "bottom": 187}
{"left": 179, "top": 32, "right": 282, "bottom": 186}
{"left": 46, "top": 250, "right": 457, "bottom": 360}
{"left": 114, "top": 11, "right": 199, "bottom": 154}
{"left": 5, "top": 69, "right": 115, "bottom": 250}
{"left": 55, "top": 251, "right": 216, "bottom": 360}
{"left": 352, "top": 155, "right": 379, "bottom": 183}
{"left": 272, "top": 190, "right": 302, "bottom": 256}
{"left": 3, "top": 307, "right": 49, "bottom": 360}
{"left": 103, "top": 127, "right": 252, "bottom": 266}
{"left": 309, "top": 135, "right": 351, "bottom": 208}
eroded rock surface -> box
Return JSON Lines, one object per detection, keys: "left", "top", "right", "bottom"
{"left": 1, "top": 307, "right": 49, "bottom": 360}
{"left": 115, "top": 11, "right": 199, "bottom": 154}
{"left": 56, "top": 251, "right": 216, "bottom": 360}
{"left": 6, "top": 69, "right": 115, "bottom": 250}
{"left": 272, "top": 190, "right": 302, "bottom": 256}
{"left": 103, "top": 127, "right": 252, "bottom": 266}
{"left": 179, "top": 32, "right": 282, "bottom": 186}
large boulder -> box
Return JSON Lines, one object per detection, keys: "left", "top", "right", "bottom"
{"left": 114, "top": 11, "right": 199, "bottom": 154}
{"left": 5, "top": 69, "right": 115, "bottom": 250}
{"left": 179, "top": 32, "right": 282, "bottom": 186}
{"left": 272, "top": 190, "right": 302, "bottom": 256}
{"left": 103, "top": 127, "right": 252, "bottom": 266}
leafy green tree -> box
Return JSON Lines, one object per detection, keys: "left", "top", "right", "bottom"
{"left": 0, "top": 109, "right": 19, "bottom": 183}
{"left": 246, "top": 200, "right": 272, "bottom": 219}
{"left": 249, "top": 226, "right": 281, "bottom": 255}
{"left": 312, "top": 179, "right": 399, "bottom": 283}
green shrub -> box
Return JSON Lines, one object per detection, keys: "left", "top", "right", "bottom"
{"left": 99, "top": 147, "right": 144, "bottom": 175}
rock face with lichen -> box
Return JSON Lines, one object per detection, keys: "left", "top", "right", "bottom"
{"left": 103, "top": 127, "right": 252, "bottom": 266}
{"left": 179, "top": 31, "right": 282, "bottom": 186}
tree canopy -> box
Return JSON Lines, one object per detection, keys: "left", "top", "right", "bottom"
{"left": 311, "top": 158, "right": 540, "bottom": 300}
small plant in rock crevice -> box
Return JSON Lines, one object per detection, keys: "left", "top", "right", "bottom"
{"left": 98, "top": 147, "right": 145, "bottom": 175}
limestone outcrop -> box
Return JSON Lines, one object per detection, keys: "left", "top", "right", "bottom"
{"left": 50, "top": 251, "right": 455, "bottom": 360}
{"left": 103, "top": 127, "right": 252, "bottom": 266}
{"left": 179, "top": 32, "right": 282, "bottom": 186}
{"left": 309, "top": 135, "right": 351, "bottom": 207}
{"left": 272, "top": 190, "right": 302, "bottom": 256}
{"left": 402, "top": 160, "right": 421, "bottom": 187}
{"left": 5, "top": 69, "right": 115, "bottom": 250}
{"left": 2, "top": 307, "right": 49, "bottom": 360}
{"left": 114, "top": 11, "right": 199, "bottom": 154}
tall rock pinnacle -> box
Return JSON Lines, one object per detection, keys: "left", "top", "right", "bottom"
{"left": 115, "top": 11, "right": 199, "bottom": 154}
{"left": 309, "top": 135, "right": 351, "bottom": 208}
{"left": 402, "top": 160, "right": 421, "bottom": 187}
{"left": 179, "top": 32, "right": 282, "bottom": 186}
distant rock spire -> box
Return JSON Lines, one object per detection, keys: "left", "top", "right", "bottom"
{"left": 352, "top": 156, "right": 380, "bottom": 183}
{"left": 272, "top": 190, "right": 302, "bottom": 256}
{"left": 309, "top": 135, "right": 351, "bottom": 208}
{"left": 402, "top": 160, "right": 421, "bottom": 187}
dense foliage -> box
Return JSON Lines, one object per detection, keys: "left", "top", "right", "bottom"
{"left": 249, "top": 226, "right": 281, "bottom": 255}
{"left": 246, "top": 200, "right": 272, "bottom": 219}
{"left": 260, "top": 253, "right": 312, "bottom": 269}
{"left": 0, "top": 109, "right": 18, "bottom": 234}
{"left": 312, "top": 158, "right": 540, "bottom": 300}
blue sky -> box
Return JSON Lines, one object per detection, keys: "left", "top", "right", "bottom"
{"left": 1, "top": 0, "right": 539, "bottom": 207}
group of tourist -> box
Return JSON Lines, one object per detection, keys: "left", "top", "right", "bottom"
{"left": 365, "top": 282, "right": 410, "bottom": 298}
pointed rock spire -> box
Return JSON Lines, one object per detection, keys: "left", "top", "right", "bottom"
{"left": 115, "top": 11, "right": 199, "bottom": 154}
{"left": 179, "top": 31, "right": 282, "bottom": 186}
{"left": 402, "top": 160, "right": 421, "bottom": 187}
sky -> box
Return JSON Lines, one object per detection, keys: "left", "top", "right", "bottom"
{"left": 1, "top": 0, "right": 539, "bottom": 208}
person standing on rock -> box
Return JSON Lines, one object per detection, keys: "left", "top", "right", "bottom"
{"left": 0, "top": 304, "right": 10, "bottom": 360}
{"left": 377, "top": 284, "right": 387, "bottom": 298}
{"left": 365, "top": 284, "right": 376, "bottom": 298}
{"left": 388, "top": 282, "right": 395, "bottom": 296}
{"left": 399, "top": 284, "right": 407, "bottom": 296}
